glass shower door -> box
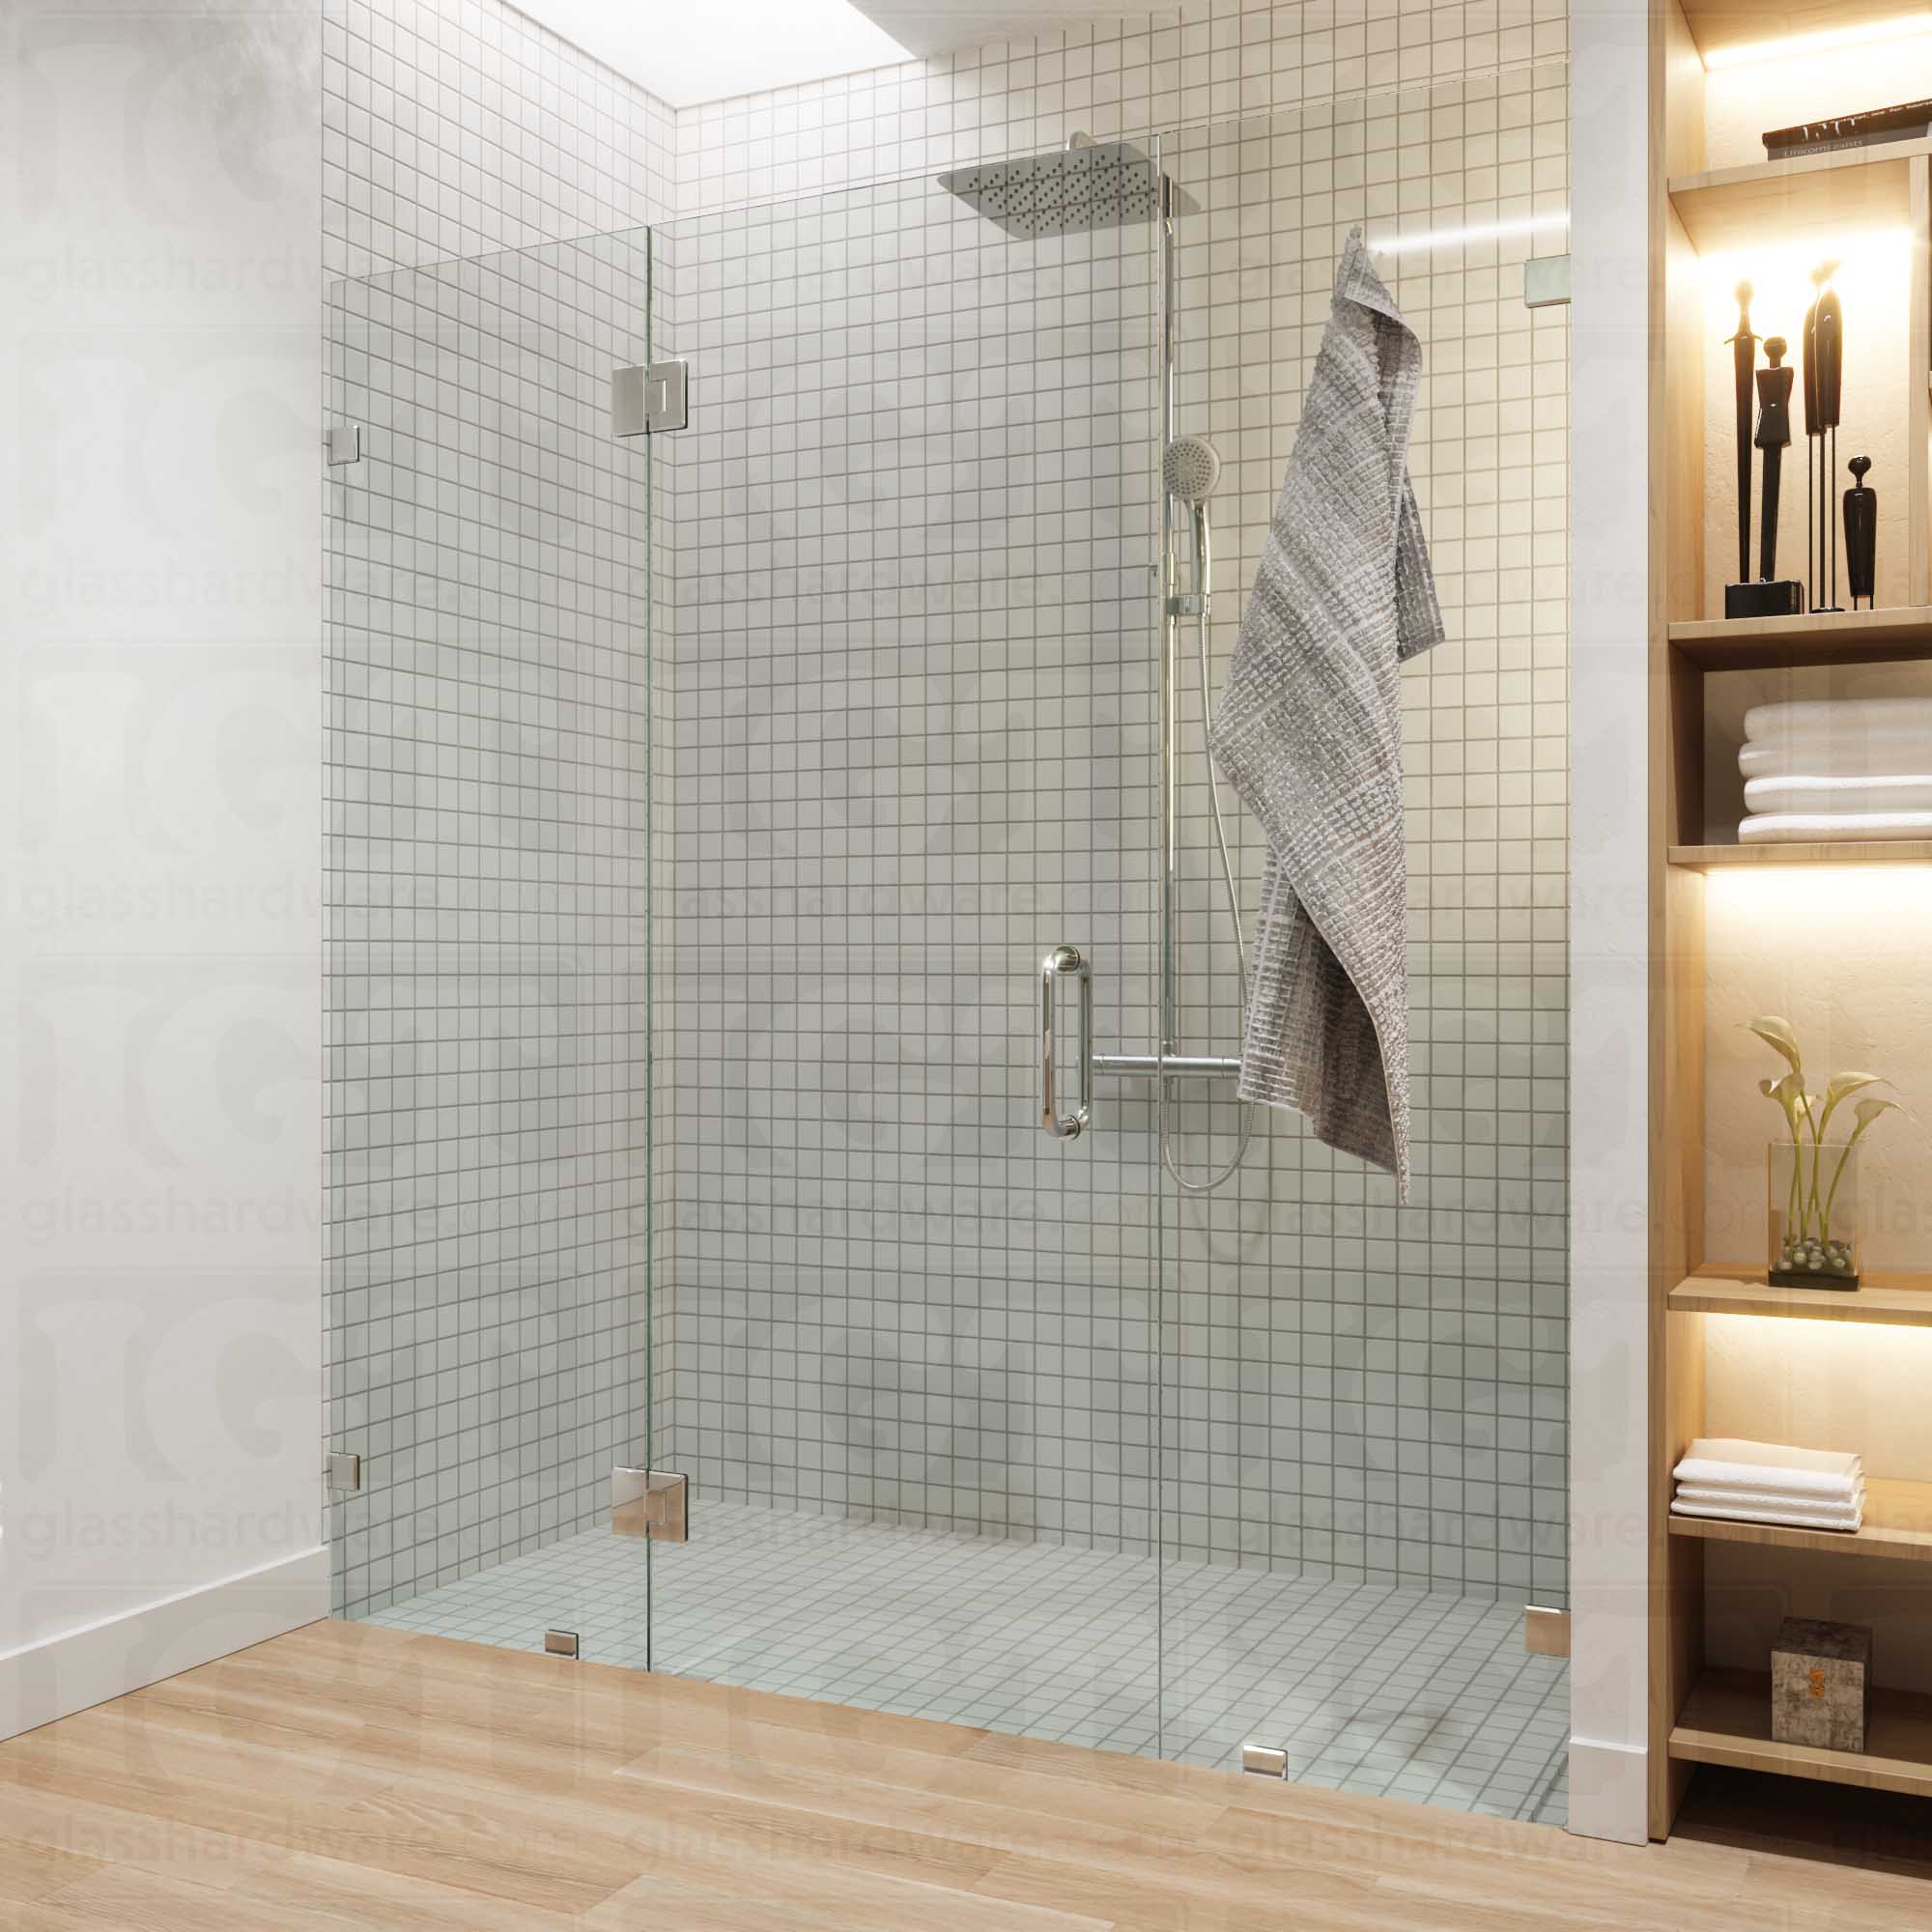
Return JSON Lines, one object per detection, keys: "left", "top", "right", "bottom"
{"left": 323, "top": 226, "right": 657, "bottom": 1649}
{"left": 643, "top": 167, "right": 1171, "bottom": 1745}
{"left": 1154, "top": 88, "right": 1573, "bottom": 1819}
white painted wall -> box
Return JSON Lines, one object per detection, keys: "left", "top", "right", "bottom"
{"left": 1568, "top": 0, "right": 1655, "bottom": 1848}
{"left": 0, "top": 0, "right": 326, "bottom": 1739}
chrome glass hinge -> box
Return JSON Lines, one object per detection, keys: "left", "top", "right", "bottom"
{"left": 545, "top": 1629, "right": 581, "bottom": 1659}
{"left": 1241, "top": 1742, "right": 1289, "bottom": 1777}
{"left": 325, "top": 423, "right": 362, "bottom": 465}
{"left": 325, "top": 1451, "right": 361, "bottom": 1492}
{"left": 612, "top": 360, "right": 689, "bottom": 436}
{"left": 612, "top": 1467, "right": 689, "bottom": 1542}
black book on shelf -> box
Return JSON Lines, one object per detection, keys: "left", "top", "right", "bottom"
{"left": 1765, "top": 99, "right": 1932, "bottom": 156}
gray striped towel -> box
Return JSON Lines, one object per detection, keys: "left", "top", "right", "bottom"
{"left": 1208, "top": 229, "right": 1443, "bottom": 1199}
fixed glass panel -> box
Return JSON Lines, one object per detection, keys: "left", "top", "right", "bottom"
{"left": 323, "top": 228, "right": 656, "bottom": 1652}
{"left": 1156, "top": 79, "right": 1573, "bottom": 1820}
{"left": 648, "top": 168, "right": 1170, "bottom": 1742}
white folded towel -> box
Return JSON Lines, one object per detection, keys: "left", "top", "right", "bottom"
{"left": 1739, "top": 810, "right": 1932, "bottom": 843}
{"left": 1670, "top": 1497, "right": 1863, "bottom": 1532}
{"left": 1674, "top": 1480, "right": 1866, "bottom": 1516}
{"left": 1673, "top": 1438, "right": 1862, "bottom": 1499}
{"left": 1744, "top": 697, "right": 1932, "bottom": 743}
{"left": 1745, "top": 774, "right": 1932, "bottom": 814}
{"left": 1741, "top": 732, "right": 1932, "bottom": 781}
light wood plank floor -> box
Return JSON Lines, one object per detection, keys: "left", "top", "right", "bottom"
{"left": 1, "top": 1619, "right": 1928, "bottom": 1929}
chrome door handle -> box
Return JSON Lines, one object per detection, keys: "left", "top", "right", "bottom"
{"left": 1039, "top": 944, "right": 1093, "bottom": 1139}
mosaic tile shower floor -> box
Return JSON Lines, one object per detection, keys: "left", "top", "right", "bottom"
{"left": 365, "top": 1499, "right": 1569, "bottom": 1827}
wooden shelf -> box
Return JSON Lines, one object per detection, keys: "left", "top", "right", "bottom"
{"left": 1680, "top": 0, "right": 1932, "bottom": 64}
{"left": 1670, "top": 1668, "right": 1932, "bottom": 1798}
{"left": 1669, "top": 1476, "right": 1932, "bottom": 1560}
{"left": 1670, "top": 1265, "right": 1932, "bottom": 1324}
{"left": 1668, "top": 840, "right": 1932, "bottom": 867}
{"left": 1669, "top": 141, "right": 1927, "bottom": 252}
{"left": 1669, "top": 606, "right": 1932, "bottom": 669}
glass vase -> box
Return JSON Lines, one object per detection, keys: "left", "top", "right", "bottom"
{"left": 1767, "top": 1140, "right": 1861, "bottom": 1290}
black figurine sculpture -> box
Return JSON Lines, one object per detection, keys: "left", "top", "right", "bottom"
{"left": 1844, "top": 454, "right": 1876, "bottom": 610}
{"left": 1728, "top": 281, "right": 1757, "bottom": 586}
{"left": 1727, "top": 335, "right": 1806, "bottom": 618}
{"left": 1757, "top": 335, "right": 1794, "bottom": 581}
{"left": 1812, "top": 261, "right": 1845, "bottom": 611}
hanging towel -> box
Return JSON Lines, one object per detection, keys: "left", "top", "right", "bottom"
{"left": 1208, "top": 228, "right": 1443, "bottom": 1198}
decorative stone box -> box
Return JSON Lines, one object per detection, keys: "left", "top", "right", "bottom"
{"left": 1771, "top": 1616, "right": 1873, "bottom": 1753}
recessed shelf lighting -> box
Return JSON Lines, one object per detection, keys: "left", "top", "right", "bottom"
{"left": 1704, "top": 10, "right": 1932, "bottom": 70}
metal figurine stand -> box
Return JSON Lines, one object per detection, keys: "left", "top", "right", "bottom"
{"left": 1727, "top": 332, "right": 1807, "bottom": 618}
{"left": 1727, "top": 282, "right": 1757, "bottom": 585}
{"left": 1845, "top": 455, "right": 1877, "bottom": 610}
{"left": 1810, "top": 260, "right": 1845, "bottom": 612}
{"left": 1803, "top": 273, "right": 1820, "bottom": 605}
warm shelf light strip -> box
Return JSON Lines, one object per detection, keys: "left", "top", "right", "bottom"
{"left": 1369, "top": 212, "right": 1569, "bottom": 256}
{"left": 1704, "top": 10, "right": 1932, "bottom": 70}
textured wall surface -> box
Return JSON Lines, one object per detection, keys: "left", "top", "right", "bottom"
{"left": 323, "top": 230, "right": 655, "bottom": 1617}
{"left": 322, "top": 0, "right": 1572, "bottom": 1621}
{"left": 0, "top": 0, "right": 327, "bottom": 1717}
{"left": 658, "top": 66, "right": 1573, "bottom": 1606}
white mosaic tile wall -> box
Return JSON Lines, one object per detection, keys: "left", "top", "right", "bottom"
{"left": 322, "top": 0, "right": 1571, "bottom": 1625}
{"left": 322, "top": 0, "right": 675, "bottom": 1618}
{"left": 1157, "top": 72, "right": 1571, "bottom": 1607}
{"left": 324, "top": 228, "right": 656, "bottom": 1618}
{"left": 673, "top": 1, "right": 1569, "bottom": 216}
{"left": 321, "top": 0, "right": 675, "bottom": 280}
{"left": 655, "top": 66, "right": 1571, "bottom": 1608}
{"left": 651, "top": 175, "right": 1168, "bottom": 1547}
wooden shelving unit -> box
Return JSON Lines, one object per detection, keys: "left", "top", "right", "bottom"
{"left": 1669, "top": 605, "right": 1932, "bottom": 668}
{"left": 1651, "top": 0, "right": 1932, "bottom": 1844}
{"left": 1670, "top": 140, "right": 1931, "bottom": 251}
{"left": 1671, "top": 1670, "right": 1932, "bottom": 1797}
{"left": 1671, "top": 1264, "right": 1932, "bottom": 1323}
{"left": 1669, "top": 1476, "right": 1932, "bottom": 1558}
{"left": 1668, "top": 838, "right": 1932, "bottom": 866}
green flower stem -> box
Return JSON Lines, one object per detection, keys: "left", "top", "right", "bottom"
{"left": 1822, "top": 1120, "right": 1875, "bottom": 1242}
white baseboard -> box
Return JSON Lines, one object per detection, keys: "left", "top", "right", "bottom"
{"left": 0, "top": 1545, "right": 328, "bottom": 1743}
{"left": 1565, "top": 1735, "right": 1650, "bottom": 1844}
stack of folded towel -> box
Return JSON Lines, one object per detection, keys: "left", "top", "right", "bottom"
{"left": 1671, "top": 1437, "right": 1864, "bottom": 1532}
{"left": 1739, "top": 697, "right": 1932, "bottom": 844}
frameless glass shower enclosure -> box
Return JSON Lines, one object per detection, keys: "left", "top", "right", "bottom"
{"left": 326, "top": 71, "right": 1570, "bottom": 1824}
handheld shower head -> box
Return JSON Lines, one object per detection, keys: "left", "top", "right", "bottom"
{"left": 1163, "top": 435, "right": 1222, "bottom": 506}
{"left": 1165, "top": 436, "right": 1222, "bottom": 614}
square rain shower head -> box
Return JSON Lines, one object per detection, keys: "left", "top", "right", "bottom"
{"left": 937, "top": 140, "right": 1195, "bottom": 239}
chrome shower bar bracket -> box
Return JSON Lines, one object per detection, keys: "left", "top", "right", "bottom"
{"left": 1094, "top": 1051, "right": 1240, "bottom": 1078}
{"left": 1039, "top": 945, "right": 1094, "bottom": 1138}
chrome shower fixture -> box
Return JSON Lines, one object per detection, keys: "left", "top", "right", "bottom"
{"left": 937, "top": 139, "right": 1193, "bottom": 240}
{"left": 1166, "top": 434, "right": 1222, "bottom": 617}
{"left": 1163, "top": 435, "right": 1221, "bottom": 506}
